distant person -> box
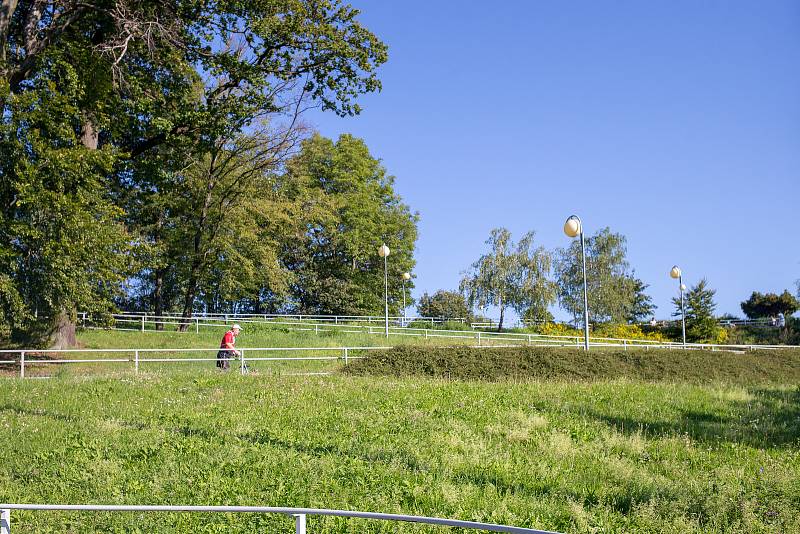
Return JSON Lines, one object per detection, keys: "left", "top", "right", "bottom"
{"left": 649, "top": 317, "right": 657, "bottom": 327}
{"left": 771, "top": 316, "right": 777, "bottom": 327}
{"left": 777, "top": 313, "right": 785, "bottom": 328}
{"left": 217, "top": 324, "right": 241, "bottom": 370}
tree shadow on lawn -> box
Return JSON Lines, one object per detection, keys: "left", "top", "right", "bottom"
{"left": 586, "top": 387, "right": 800, "bottom": 448}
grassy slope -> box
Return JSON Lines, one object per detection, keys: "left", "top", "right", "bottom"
{"left": 1, "top": 374, "right": 798, "bottom": 533}
{"left": 1, "top": 329, "right": 799, "bottom": 532}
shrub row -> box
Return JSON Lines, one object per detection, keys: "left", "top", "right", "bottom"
{"left": 343, "top": 345, "right": 800, "bottom": 384}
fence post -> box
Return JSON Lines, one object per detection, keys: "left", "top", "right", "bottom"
{"left": 623, "top": 340, "right": 627, "bottom": 351}
{"left": 141, "top": 314, "right": 146, "bottom": 332}
{"left": 425, "top": 329, "right": 428, "bottom": 340}
{"left": 19, "top": 351, "right": 24, "bottom": 379}
{"left": 294, "top": 513, "right": 306, "bottom": 534}
{"left": 315, "top": 324, "right": 318, "bottom": 335}
{"left": 477, "top": 331, "right": 481, "bottom": 346}
{"left": 343, "top": 347, "right": 348, "bottom": 365}
{"left": 195, "top": 318, "right": 199, "bottom": 334}
{"left": 240, "top": 348, "right": 245, "bottom": 375}
{"left": 1, "top": 508, "right": 10, "bottom": 534}
{"left": 135, "top": 350, "right": 139, "bottom": 374}
{"left": 527, "top": 334, "right": 531, "bottom": 345}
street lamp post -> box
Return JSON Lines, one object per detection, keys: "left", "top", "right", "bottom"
{"left": 564, "top": 215, "right": 590, "bottom": 351}
{"left": 378, "top": 244, "right": 391, "bottom": 338}
{"left": 402, "top": 272, "right": 411, "bottom": 326}
{"left": 670, "top": 266, "right": 687, "bottom": 348}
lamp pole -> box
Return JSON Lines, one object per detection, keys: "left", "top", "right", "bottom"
{"left": 378, "top": 244, "right": 391, "bottom": 338}
{"left": 402, "top": 272, "right": 411, "bottom": 326}
{"left": 564, "top": 215, "right": 590, "bottom": 351}
{"left": 670, "top": 266, "right": 686, "bottom": 347}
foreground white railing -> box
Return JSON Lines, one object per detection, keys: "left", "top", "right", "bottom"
{"left": 0, "top": 346, "right": 390, "bottom": 378}
{"left": 0, "top": 504, "right": 559, "bottom": 534}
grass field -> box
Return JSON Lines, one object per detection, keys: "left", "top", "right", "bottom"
{"left": 1, "top": 329, "right": 799, "bottom": 532}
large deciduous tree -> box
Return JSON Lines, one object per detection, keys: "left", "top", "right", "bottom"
{"left": 555, "top": 228, "right": 651, "bottom": 325}
{"left": 416, "top": 290, "right": 470, "bottom": 321}
{"left": 460, "top": 228, "right": 555, "bottom": 331}
{"left": 0, "top": 0, "right": 388, "bottom": 342}
{"left": 740, "top": 290, "right": 799, "bottom": 319}
{"left": 279, "top": 133, "right": 418, "bottom": 315}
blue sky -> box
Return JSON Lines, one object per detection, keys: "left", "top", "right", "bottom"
{"left": 308, "top": 0, "right": 800, "bottom": 321}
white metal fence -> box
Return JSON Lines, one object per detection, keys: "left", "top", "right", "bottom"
{"left": 79, "top": 312, "right": 794, "bottom": 353}
{"left": 0, "top": 346, "right": 388, "bottom": 378}
{"left": 81, "top": 311, "right": 465, "bottom": 327}
{"left": 0, "top": 503, "right": 559, "bottom": 533}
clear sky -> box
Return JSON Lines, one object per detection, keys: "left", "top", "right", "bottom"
{"left": 308, "top": 0, "right": 800, "bottom": 321}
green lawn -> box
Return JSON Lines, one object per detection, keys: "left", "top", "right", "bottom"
{"left": 1, "top": 329, "right": 798, "bottom": 532}
{"left": 1, "top": 371, "right": 798, "bottom": 533}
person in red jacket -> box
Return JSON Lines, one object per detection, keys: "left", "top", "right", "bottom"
{"left": 216, "top": 324, "right": 241, "bottom": 370}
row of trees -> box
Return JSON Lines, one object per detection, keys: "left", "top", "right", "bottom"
{"left": 0, "top": 0, "right": 413, "bottom": 345}
{"left": 457, "top": 227, "right": 655, "bottom": 330}
{"left": 438, "top": 227, "right": 799, "bottom": 344}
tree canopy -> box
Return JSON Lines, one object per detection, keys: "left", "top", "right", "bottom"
{"left": 0, "top": 0, "right": 389, "bottom": 343}
{"left": 460, "top": 228, "right": 556, "bottom": 331}
{"left": 741, "top": 290, "right": 799, "bottom": 319}
{"left": 417, "top": 290, "right": 470, "bottom": 321}
{"left": 555, "top": 228, "right": 652, "bottom": 325}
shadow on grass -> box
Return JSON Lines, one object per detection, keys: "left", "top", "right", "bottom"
{"left": 588, "top": 387, "right": 800, "bottom": 448}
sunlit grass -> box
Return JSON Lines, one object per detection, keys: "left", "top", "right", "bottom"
{"left": 1, "top": 374, "right": 798, "bottom": 532}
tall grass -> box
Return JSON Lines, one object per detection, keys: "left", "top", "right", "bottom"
{"left": 1, "top": 374, "right": 798, "bottom": 532}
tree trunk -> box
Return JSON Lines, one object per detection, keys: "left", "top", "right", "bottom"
{"left": 153, "top": 268, "right": 165, "bottom": 330}
{"left": 498, "top": 302, "right": 504, "bottom": 332}
{"left": 80, "top": 117, "right": 98, "bottom": 149}
{"left": 178, "top": 270, "right": 198, "bottom": 332}
{"left": 47, "top": 309, "right": 76, "bottom": 349}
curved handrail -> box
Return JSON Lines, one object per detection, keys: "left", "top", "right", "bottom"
{"left": 0, "top": 503, "right": 560, "bottom": 533}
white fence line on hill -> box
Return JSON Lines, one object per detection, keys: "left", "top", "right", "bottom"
{"left": 0, "top": 503, "right": 559, "bottom": 534}
{"left": 81, "top": 312, "right": 793, "bottom": 353}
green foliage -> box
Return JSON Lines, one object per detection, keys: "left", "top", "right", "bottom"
{"left": 626, "top": 278, "right": 657, "bottom": 323}
{"left": 556, "top": 228, "right": 652, "bottom": 324}
{"left": 521, "top": 305, "right": 554, "bottom": 324}
{"left": 460, "top": 228, "right": 556, "bottom": 330}
{"left": 741, "top": 290, "right": 799, "bottom": 319}
{"left": 673, "top": 279, "right": 727, "bottom": 343}
{"left": 0, "top": 0, "right": 391, "bottom": 340}
{"left": 416, "top": 290, "right": 470, "bottom": 320}
{"left": 280, "top": 134, "right": 418, "bottom": 315}
{"left": 346, "top": 345, "right": 800, "bottom": 383}
{"left": 0, "top": 71, "right": 134, "bottom": 339}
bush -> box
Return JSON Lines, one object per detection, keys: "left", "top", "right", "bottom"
{"left": 343, "top": 345, "right": 800, "bottom": 383}
{"left": 593, "top": 323, "right": 668, "bottom": 342}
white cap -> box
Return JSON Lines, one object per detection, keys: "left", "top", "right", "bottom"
{"left": 232, "top": 324, "right": 242, "bottom": 330}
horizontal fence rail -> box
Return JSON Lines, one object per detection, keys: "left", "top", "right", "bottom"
{"left": 81, "top": 311, "right": 465, "bottom": 327}
{"left": 0, "top": 504, "right": 559, "bottom": 534}
{"left": 0, "top": 346, "right": 390, "bottom": 378}
{"left": 79, "top": 312, "right": 794, "bottom": 352}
